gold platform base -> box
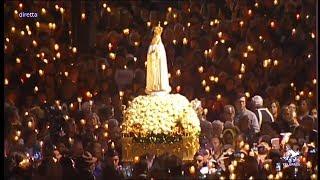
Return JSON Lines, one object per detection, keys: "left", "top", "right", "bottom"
{"left": 122, "top": 136, "right": 200, "bottom": 162}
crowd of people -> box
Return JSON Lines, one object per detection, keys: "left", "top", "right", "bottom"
{"left": 4, "top": 0, "right": 317, "bottom": 179}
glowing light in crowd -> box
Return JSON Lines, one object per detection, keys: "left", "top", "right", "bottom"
{"left": 41, "top": 8, "right": 46, "bottom": 14}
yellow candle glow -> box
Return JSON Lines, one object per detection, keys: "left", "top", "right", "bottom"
{"left": 240, "top": 63, "right": 245, "bottom": 73}
{"left": 247, "top": 45, "right": 254, "bottom": 51}
{"left": 176, "top": 69, "right": 181, "bottom": 76}
{"left": 14, "top": 136, "right": 19, "bottom": 141}
{"left": 248, "top": 9, "right": 252, "bottom": 15}
{"left": 270, "top": 21, "right": 275, "bottom": 28}
{"left": 60, "top": 7, "right": 65, "bottom": 14}
{"left": 4, "top": 78, "right": 9, "bottom": 85}
{"left": 230, "top": 173, "right": 236, "bottom": 180}
{"left": 81, "top": 13, "right": 86, "bottom": 20}
{"left": 198, "top": 66, "right": 204, "bottom": 73}
{"left": 147, "top": 22, "right": 151, "bottom": 27}
{"left": 214, "top": 77, "right": 219, "bottom": 82}
{"left": 56, "top": 52, "right": 61, "bottom": 59}
{"left": 218, "top": 32, "right": 222, "bottom": 38}
{"left": 182, "top": 37, "right": 188, "bottom": 45}
{"left": 205, "top": 86, "right": 210, "bottom": 92}
{"left": 16, "top": 57, "right": 21, "bottom": 64}
{"left": 295, "top": 95, "right": 300, "bottom": 101}
{"left": 80, "top": 119, "right": 86, "bottom": 125}
{"left": 311, "top": 32, "right": 315, "bottom": 39}
{"left": 26, "top": 73, "right": 31, "bottom": 78}
{"left": 86, "top": 91, "right": 93, "bottom": 98}
{"left": 273, "top": 60, "right": 278, "bottom": 66}
{"left": 239, "top": 21, "right": 244, "bottom": 27}
{"left": 20, "top": 30, "right": 25, "bottom": 36}
{"left": 64, "top": 71, "right": 69, "bottom": 77}
{"left": 123, "top": 28, "right": 130, "bottom": 35}
{"left": 187, "top": 22, "right": 191, "bottom": 27}
{"left": 243, "top": 52, "right": 248, "bottom": 58}
{"left": 11, "top": 26, "right": 16, "bottom": 32}
{"left": 312, "top": 78, "right": 316, "bottom": 84}
{"left": 119, "top": 91, "right": 124, "bottom": 97}
{"left": 189, "top": 166, "right": 195, "bottom": 174}
{"left": 201, "top": 80, "right": 206, "bottom": 86}
{"left": 72, "top": 47, "right": 77, "bottom": 53}
{"left": 217, "top": 94, "right": 222, "bottom": 100}
{"left": 54, "top": 44, "right": 59, "bottom": 51}
{"left": 109, "top": 52, "right": 116, "bottom": 60}
{"left": 172, "top": 39, "right": 177, "bottom": 45}
{"left": 34, "top": 86, "right": 38, "bottom": 92}
{"left": 308, "top": 92, "right": 313, "bottom": 97}
{"left": 164, "top": 21, "right": 168, "bottom": 26}
{"left": 27, "top": 121, "right": 33, "bottom": 128}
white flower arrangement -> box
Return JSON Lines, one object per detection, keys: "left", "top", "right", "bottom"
{"left": 122, "top": 94, "right": 201, "bottom": 138}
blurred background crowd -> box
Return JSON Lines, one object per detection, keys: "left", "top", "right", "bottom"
{"left": 4, "top": 0, "right": 318, "bottom": 179}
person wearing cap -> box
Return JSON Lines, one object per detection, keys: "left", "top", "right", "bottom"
{"left": 234, "top": 94, "right": 260, "bottom": 133}
{"left": 251, "top": 95, "right": 274, "bottom": 128}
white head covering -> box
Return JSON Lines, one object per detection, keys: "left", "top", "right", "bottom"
{"left": 252, "top": 95, "right": 263, "bottom": 108}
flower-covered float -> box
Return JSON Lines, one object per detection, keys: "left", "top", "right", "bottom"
{"left": 121, "top": 94, "right": 200, "bottom": 162}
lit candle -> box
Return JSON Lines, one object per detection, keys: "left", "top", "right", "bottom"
{"left": 27, "top": 121, "right": 33, "bottom": 128}
{"left": 134, "top": 156, "right": 140, "bottom": 163}
{"left": 247, "top": 45, "right": 253, "bottom": 51}
{"left": 183, "top": 37, "right": 188, "bottom": 45}
{"left": 312, "top": 78, "right": 316, "bottom": 84}
{"left": 172, "top": 39, "right": 177, "bottom": 45}
{"left": 296, "top": 14, "right": 300, "bottom": 20}
{"left": 109, "top": 52, "right": 116, "bottom": 60}
{"left": 240, "top": 63, "right": 245, "bottom": 73}
{"left": 176, "top": 69, "right": 181, "bottom": 76}
{"left": 14, "top": 136, "right": 19, "bottom": 141}
{"left": 168, "top": 7, "right": 172, "bottom": 12}
{"left": 243, "top": 52, "right": 248, "bottom": 58}
{"left": 189, "top": 166, "right": 195, "bottom": 174}
{"left": 273, "top": 60, "right": 278, "bottom": 66}
{"left": 81, "top": 13, "right": 86, "bottom": 20}
{"left": 123, "top": 28, "right": 130, "bottom": 35}
{"left": 104, "top": 132, "right": 108, "bottom": 137}
{"left": 72, "top": 47, "right": 77, "bottom": 53}
{"left": 26, "top": 73, "right": 31, "bottom": 78}
{"left": 214, "top": 77, "right": 219, "bottom": 82}
{"left": 228, "top": 47, "right": 232, "bottom": 53}
{"left": 16, "top": 130, "right": 21, "bottom": 136}
{"left": 270, "top": 21, "right": 275, "bottom": 28}
{"left": 201, "top": 80, "right": 206, "bottom": 86}
{"left": 311, "top": 32, "right": 315, "bottom": 39}
{"left": 80, "top": 119, "right": 86, "bottom": 125}
{"left": 111, "top": 142, "right": 115, "bottom": 149}
{"left": 248, "top": 9, "right": 252, "bottom": 16}
{"left": 89, "top": 100, "right": 93, "bottom": 112}
{"left": 41, "top": 8, "right": 46, "bottom": 14}
{"left": 147, "top": 21, "right": 151, "bottom": 27}
{"left": 217, "top": 94, "right": 222, "bottom": 100}
{"left": 218, "top": 32, "right": 222, "bottom": 38}
{"left": 77, "top": 97, "right": 82, "bottom": 110}
{"left": 205, "top": 86, "right": 210, "bottom": 92}
{"left": 34, "top": 86, "right": 39, "bottom": 93}
{"left": 4, "top": 78, "right": 9, "bottom": 85}
{"left": 239, "top": 21, "right": 244, "bottom": 27}
{"left": 274, "top": 0, "right": 278, "bottom": 5}
{"left": 163, "top": 21, "right": 168, "bottom": 26}
{"left": 198, "top": 66, "right": 204, "bottom": 73}
{"left": 295, "top": 95, "right": 300, "bottom": 101}
{"left": 245, "top": 92, "right": 250, "bottom": 98}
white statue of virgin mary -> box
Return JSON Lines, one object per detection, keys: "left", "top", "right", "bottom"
{"left": 145, "top": 23, "right": 171, "bottom": 95}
